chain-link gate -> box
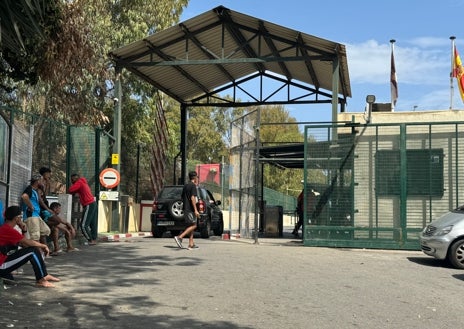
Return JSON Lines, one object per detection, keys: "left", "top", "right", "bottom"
{"left": 0, "top": 106, "right": 111, "bottom": 209}
{"left": 302, "top": 121, "right": 464, "bottom": 250}
{"left": 230, "top": 110, "right": 259, "bottom": 238}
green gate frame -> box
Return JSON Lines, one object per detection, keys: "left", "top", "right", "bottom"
{"left": 302, "top": 121, "right": 464, "bottom": 250}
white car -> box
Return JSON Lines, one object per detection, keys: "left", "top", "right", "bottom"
{"left": 420, "top": 206, "right": 464, "bottom": 269}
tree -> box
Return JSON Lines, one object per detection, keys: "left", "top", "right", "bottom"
{"left": 1, "top": 0, "right": 189, "bottom": 199}
{"left": 0, "top": 0, "right": 61, "bottom": 89}
{"left": 258, "top": 105, "right": 305, "bottom": 195}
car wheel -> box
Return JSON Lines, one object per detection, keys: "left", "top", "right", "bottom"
{"left": 168, "top": 200, "right": 184, "bottom": 219}
{"left": 213, "top": 218, "right": 224, "bottom": 236}
{"left": 152, "top": 226, "right": 165, "bottom": 238}
{"left": 200, "top": 220, "right": 211, "bottom": 239}
{"left": 448, "top": 239, "right": 464, "bottom": 269}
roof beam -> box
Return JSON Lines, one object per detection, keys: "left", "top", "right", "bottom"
{"left": 179, "top": 23, "right": 236, "bottom": 82}
{"left": 122, "top": 55, "right": 332, "bottom": 67}
{"left": 217, "top": 7, "right": 265, "bottom": 73}
{"left": 144, "top": 39, "right": 210, "bottom": 95}
{"left": 259, "top": 21, "right": 292, "bottom": 80}
{"left": 297, "top": 33, "right": 321, "bottom": 90}
{"left": 124, "top": 67, "right": 184, "bottom": 103}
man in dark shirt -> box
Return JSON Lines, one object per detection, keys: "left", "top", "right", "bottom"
{"left": 174, "top": 171, "right": 200, "bottom": 250}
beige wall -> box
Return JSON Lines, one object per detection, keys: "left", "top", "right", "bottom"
{"left": 336, "top": 109, "right": 464, "bottom": 236}
{"left": 338, "top": 109, "right": 464, "bottom": 124}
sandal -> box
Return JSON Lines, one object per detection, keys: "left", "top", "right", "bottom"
{"left": 50, "top": 249, "right": 64, "bottom": 256}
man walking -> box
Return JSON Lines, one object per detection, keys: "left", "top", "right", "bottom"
{"left": 174, "top": 171, "right": 200, "bottom": 250}
{"left": 68, "top": 173, "right": 98, "bottom": 245}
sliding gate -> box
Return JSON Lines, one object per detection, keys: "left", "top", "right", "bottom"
{"left": 302, "top": 121, "right": 464, "bottom": 250}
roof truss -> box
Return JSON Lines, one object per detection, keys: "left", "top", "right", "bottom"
{"left": 109, "top": 6, "right": 351, "bottom": 108}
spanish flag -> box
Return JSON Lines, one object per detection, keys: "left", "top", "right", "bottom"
{"left": 453, "top": 45, "right": 464, "bottom": 103}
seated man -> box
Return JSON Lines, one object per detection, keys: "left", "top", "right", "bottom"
{"left": 36, "top": 181, "right": 76, "bottom": 254}
{"left": 48, "top": 202, "right": 77, "bottom": 254}
{"left": 0, "top": 205, "right": 60, "bottom": 288}
{"left": 21, "top": 174, "right": 51, "bottom": 245}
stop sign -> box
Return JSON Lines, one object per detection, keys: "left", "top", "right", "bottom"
{"left": 99, "top": 168, "right": 120, "bottom": 189}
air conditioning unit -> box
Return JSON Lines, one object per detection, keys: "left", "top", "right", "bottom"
{"left": 372, "top": 103, "right": 392, "bottom": 112}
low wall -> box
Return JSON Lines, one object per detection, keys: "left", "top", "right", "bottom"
{"left": 96, "top": 201, "right": 298, "bottom": 233}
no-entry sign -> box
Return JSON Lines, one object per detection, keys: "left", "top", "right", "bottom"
{"left": 99, "top": 168, "right": 120, "bottom": 189}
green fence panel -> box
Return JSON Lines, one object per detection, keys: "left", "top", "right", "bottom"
{"left": 302, "top": 122, "right": 464, "bottom": 250}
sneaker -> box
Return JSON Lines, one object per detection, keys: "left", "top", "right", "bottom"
{"left": 187, "top": 245, "right": 199, "bottom": 250}
{"left": 174, "top": 236, "right": 183, "bottom": 249}
{"left": 0, "top": 273, "right": 15, "bottom": 281}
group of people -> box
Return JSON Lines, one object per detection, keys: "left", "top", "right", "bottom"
{"left": 0, "top": 168, "right": 99, "bottom": 288}
{"left": 20, "top": 167, "right": 77, "bottom": 255}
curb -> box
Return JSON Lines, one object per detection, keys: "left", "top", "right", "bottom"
{"left": 99, "top": 232, "right": 153, "bottom": 242}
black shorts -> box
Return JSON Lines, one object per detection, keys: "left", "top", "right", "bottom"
{"left": 185, "top": 211, "right": 197, "bottom": 226}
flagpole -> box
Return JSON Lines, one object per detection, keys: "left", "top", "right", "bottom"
{"left": 450, "top": 36, "right": 456, "bottom": 110}
{"left": 390, "top": 39, "right": 397, "bottom": 112}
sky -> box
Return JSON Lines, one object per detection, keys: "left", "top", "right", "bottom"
{"left": 180, "top": 0, "right": 464, "bottom": 123}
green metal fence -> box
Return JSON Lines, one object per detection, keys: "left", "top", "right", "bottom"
{"left": 0, "top": 106, "right": 111, "bottom": 207}
{"left": 263, "top": 186, "right": 297, "bottom": 212}
{"left": 301, "top": 121, "right": 464, "bottom": 250}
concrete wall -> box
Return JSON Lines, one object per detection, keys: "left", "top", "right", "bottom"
{"left": 337, "top": 109, "right": 464, "bottom": 239}
{"left": 339, "top": 109, "right": 464, "bottom": 124}
{"left": 96, "top": 203, "right": 298, "bottom": 234}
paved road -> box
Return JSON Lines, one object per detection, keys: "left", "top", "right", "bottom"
{"left": 1, "top": 235, "right": 464, "bottom": 329}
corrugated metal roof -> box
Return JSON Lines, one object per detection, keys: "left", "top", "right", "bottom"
{"left": 109, "top": 5, "right": 351, "bottom": 106}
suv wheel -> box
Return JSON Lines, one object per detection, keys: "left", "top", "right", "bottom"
{"left": 168, "top": 200, "right": 184, "bottom": 219}
{"left": 200, "top": 220, "right": 211, "bottom": 239}
{"left": 213, "top": 219, "right": 224, "bottom": 236}
{"left": 448, "top": 239, "right": 464, "bottom": 269}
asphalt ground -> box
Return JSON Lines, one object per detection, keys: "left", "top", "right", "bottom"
{"left": 1, "top": 233, "right": 464, "bottom": 329}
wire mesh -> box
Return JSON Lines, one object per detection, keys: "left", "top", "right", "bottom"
{"left": 0, "top": 107, "right": 111, "bottom": 207}
{"left": 230, "top": 110, "right": 258, "bottom": 237}
{"left": 303, "top": 121, "right": 464, "bottom": 250}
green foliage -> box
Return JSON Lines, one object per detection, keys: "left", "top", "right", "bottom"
{"left": 0, "top": 0, "right": 61, "bottom": 86}
{"left": 186, "top": 106, "right": 229, "bottom": 163}
{"left": 0, "top": 0, "right": 189, "bottom": 199}
{"left": 258, "top": 105, "right": 305, "bottom": 195}
{"left": 0, "top": 1, "right": 315, "bottom": 200}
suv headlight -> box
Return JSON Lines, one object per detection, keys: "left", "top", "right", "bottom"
{"left": 435, "top": 225, "right": 453, "bottom": 236}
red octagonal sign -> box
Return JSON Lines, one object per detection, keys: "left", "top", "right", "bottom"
{"left": 99, "top": 168, "right": 120, "bottom": 189}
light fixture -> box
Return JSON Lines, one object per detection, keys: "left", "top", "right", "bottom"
{"left": 366, "top": 95, "right": 376, "bottom": 104}
{"left": 365, "top": 95, "right": 376, "bottom": 123}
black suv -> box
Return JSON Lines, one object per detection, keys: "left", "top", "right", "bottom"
{"left": 151, "top": 185, "right": 224, "bottom": 238}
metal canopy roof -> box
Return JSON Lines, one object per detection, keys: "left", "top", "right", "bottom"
{"left": 259, "top": 125, "right": 358, "bottom": 169}
{"left": 259, "top": 143, "right": 306, "bottom": 169}
{"left": 109, "top": 5, "right": 351, "bottom": 107}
